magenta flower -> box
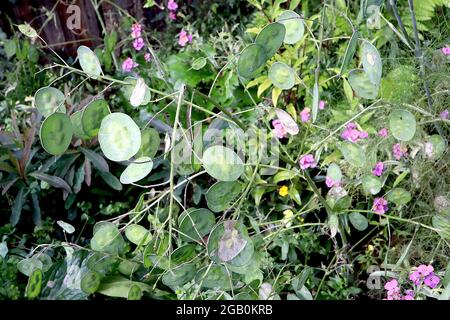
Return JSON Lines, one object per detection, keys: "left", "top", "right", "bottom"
{"left": 341, "top": 122, "right": 367, "bottom": 143}
{"left": 144, "top": 53, "right": 151, "bottom": 62}
{"left": 299, "top": 154, "right": 316, "bottom": 170}
{"left": 409, "top": 271, "right": 421, "bottom": 285}
{"left": 372, "top": 162, "right": 384, "bottom": 176}
{"left": 372, "top": 197, "right": 388, "bottom": 215}
{"left": 325, "top": 176, "right": 341, "bottom": 188}
{"left": 300, "top": 107, "right": 311, "bottom": 122}
{"left": 384, "top": 279, "right": 398, "bottom": 291}
{"left": 167, "top": 0, "right": 178, "bottom": 11}
{"left": 133, "top": 37, "right": 145, "bottom": 51}
{"left": 178, "top": 30, "right": 193, "bottom": 47}
{"left": 393, "top": 143, "right": 408, "bottom": 160}
{"left": 122, "top": 57, "right": 138, "bottom": 72}
{"left": 441, "top": 46, "right": 450, "bottom": 55}
{"left": 319, "top": 100, "right": 326, "bottom": 110}
{"left": 378, "top": 128, "right": 388, "bottom": 138}
{"left": 169, "top": 12, "right": 177, "bottom": 20}
{"left": 417, "top": 264, "right": 434, "bottom": 277}
{"left": 272, "top": 119, "right": 287, "bottom": 139}
{"left": 440, "top": 109, "right": 449, "bottom": 119}
{"left": 403, "top": 295, "right": 414, "bottom": 300}
{"left": 424, "top": 273, "right": 440, "bottom": 289}
{"left": 131, "top": 23, "right": 142, "bottom": 39}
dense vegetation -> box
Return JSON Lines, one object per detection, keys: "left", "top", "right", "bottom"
{"left": 0, "top": 0, "right": 449, "bottom": 300}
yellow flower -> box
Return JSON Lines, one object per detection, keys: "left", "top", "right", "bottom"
{"left": 367, "top": 245, "right": 374, "bottom": 252}
{"left": 279, "top": 185, "right": 289, "bottom": 197}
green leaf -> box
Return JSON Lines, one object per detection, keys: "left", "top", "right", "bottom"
{"left": 30, "top": 172, "right": 72, "bottom": 193}
{"left": 162, "top": 263, "right": 196, "bottom": 287}
{"left": 10, "top": 187, "right": 26, "bottom": 226}
{"left": 339, "top": 141, "right": 366, "bottom": 167}
{"left": 206, "top": 181, "right": 242, "bottom": 212}
{"left": 178, "top": 208, "right": 216, "bottom": 242}
{"left": 97, "top": 171, "right": 123, "bottom": 191}
{"left": 349, "top": 212, "right": 369, "bottom": 231}
{"left": 389, "top": 109, "right": 416, "bottom": 141}
{"left": 81, "top": 148, "right": 109, "bottom": 172}
{"left": 340, "top": 31, "right": 359, "bottom": 74}
{"left": 191, "top": 57, "right": 207, "bottom": 70}
{"left": 386, "top": 188, "right": 411, "bottom": 206}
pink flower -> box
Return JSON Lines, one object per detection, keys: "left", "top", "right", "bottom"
{"left": 122, "top": 57, "right": 138, "bottom": 72}
{"left": 300, "top": 107, "right": 310, "bottom": 122}
{"left": 169, "top": 12, "right": 177, "bottom": 20}
{"left": 131, "top": 23, "right": 142, "bottom": 39}
{"left": 403, "top": 295, "right": 414, "bottom": 300}
{"left": 409, "top": 271, "right": 421, "bottom": 285}
{"left": 384, "top": 279, "right": 398, "bottom": 291}
{"left": 441, "top": 46, "right": 450, "bottom": 55}
{"left": 378, "top": 128, "right": 388, "bottom": 138}
{"left": 372, "top": 162, "right": 384, "bottom": 176}
{"left": 299, "top": 154, "right": 316, "bottom": 170}
{"left": 440, "top": 109, "right": 449, "bottom": 119}
{"left": 167, "top": 0, "right": 178, "bottom": 11}
{"left": 144, "top": 53, "right": 151, "bottom": 62}
{"left": 393, "top": 143, "right": 408, "bottom": 160}
{"left": 133, "top": 37, "right": 145, "bottom": 51}
{"left": 272, "top": 119, "right": 287, "bottom": 139}
{"left": 178, "top": 30, "right": 193, "bottom": 47}
{"left": 325, "top": 176, "right": 341, "bottom": 188}
{"left": 417, "top": 264, "right": 434, "bottom": 277}
{"left": 424, "top": 273, "right": 440, "bottom": 289}
{"left": 341, "top": 122, "right": 368, "bottom": 142}
{"left": 372, "top": 197, "right": 388, "bottom": 215}
{"left": 319, "top": 100, "right": 326, "bottom": 110}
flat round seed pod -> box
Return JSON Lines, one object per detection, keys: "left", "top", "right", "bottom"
{"left": 40, "top": 113, "right": 73, "bottom": 155}
{"left": 137, "top": 128, "right": 160, "bottom": 158}
{"left": 269, "top": 62, "right": 295, "bottom": 90}
{"left": 77, "top": 45, "right": 102, "bottom": 78}
{"left": 98, "top": 113, "right": 141, "bottom": 162}
{"left": 81, "top": 99, "right": 111, "bottom": 138}
{"left": 277, "top": 10, "right": 304, "bottom": 44}
{"left": 348, "top": 69, "right": 379, "bottom": 99}
{"left": 389, "top": 109, "right": 416, "bottom": 141}
{"left": 70, "top": 110, "right": 89, "bottom": 139}
{"left": 237, "top": 44, "right": 266, "bottom": 79}
{"left": 274, "top": 108, "right": 299, "bottom": 134}
{"left": 125, "top": 224, "right": 151, "bottom": 245}
{"left": 178, "top": 208, "right": 216, "bottom": 242}
{"left": 80, "top": 271, "right": 101, "bottom": 294}
{"left": 361, "top": 41, "right": 382, "bottom": 85}
{"left": 120, "top": 156, "right": 153, "bottom": 184}
{"left": 202, "top": 145, "right": 244, "bottom": 182}
{"left": 255, "top": 22, "right": 286, "bottom": 59}
{"left": 26, "top": 268, "right": 43, "bottom": 299}
{"left": 34, "top": 87, "right": 65, "bottom": 117}
{"left": 206, "top": 181, "right": 242, "bottom": 212}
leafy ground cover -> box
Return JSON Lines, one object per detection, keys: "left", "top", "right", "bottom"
{"left": 0, "top": 0, "right": 449, "bottom": 300}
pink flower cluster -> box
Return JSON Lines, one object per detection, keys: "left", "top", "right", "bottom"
{"left": 122, "top": 57, "right": 139, "bottom": 72}
{"left": 341, "top": 122, "right": 368, "bottom": 143}
{"left": 384, "top": 264, "right": 441, "bottom": 300}
{"left": 131, "top": 23, "right": 145, "bottom": 51}
{"left": 300, "top": 107, "right": 310, "bottom": 122}
{"left": 167, "top": 0, "right": 178, "bottom": 20}
{"left": 409, "top": 265, "right": 441, "bottom": 289}
{"left": 272, "top": 119, "right": 287, "bottom": 139}
{"left": 393, "top": 143, "right": 408, "bottom": 160}
{"left": 178, "top": 30, "right": 193, "bottom": 47}
{"left": 372, "top": 162, "right": 384, "bottom": 176}
{"left": 325, "top": 177, "right": 341, "bottom": 188}
{"left": 442, "top": 46, "right": 450, "bottom": 55}
{"left": 299, "top": 154, "right": 316, "bottom": 170}
{"left": 372, "top": 197, "right": 388, "bottom": 214}
{"left": 440, "top": 109, "right": 449, "bottom": 120}
{"left": 378, "top": 128, "right": 388, "bottom": 138}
